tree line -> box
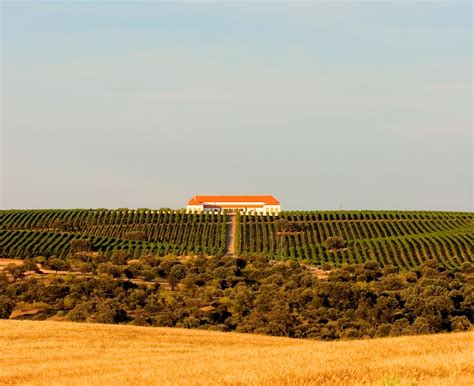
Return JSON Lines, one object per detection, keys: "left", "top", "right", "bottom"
{"left": 1, "top": 251, "right": 472, "bottom": 339}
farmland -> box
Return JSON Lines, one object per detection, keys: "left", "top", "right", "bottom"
{"left": 0, "top": 320, "right": 472, "bottom": 385}
{"left": 238, "top": 211, "right": 473, "bottom": 269}
{"left": 0, "top": 209, "right": 228, "bottom": 258}
{"left": 0, "top": 209, "right": 473, "bottom": 271}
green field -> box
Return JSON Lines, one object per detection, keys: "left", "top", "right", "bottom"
{"left": 0, "top": 209, "right": 472, "bottom": 269}
{"left": 238, "top": 211, "right": 473, "bottom": 269}
{"left": 0, "top": 209, "right": 228, "bottom": 258}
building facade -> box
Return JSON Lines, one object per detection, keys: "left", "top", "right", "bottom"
{"left": 186, "top": 195, "right": 281, "bottom": 214}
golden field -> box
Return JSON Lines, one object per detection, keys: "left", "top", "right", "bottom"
{"left": 0, "top": 320, "right": 472, "bottom": 386}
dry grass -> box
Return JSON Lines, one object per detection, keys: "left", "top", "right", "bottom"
{"left": 0, "top": 320, "right": 472, "bottom": 385}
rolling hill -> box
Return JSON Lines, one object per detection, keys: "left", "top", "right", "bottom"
{"left": 0, "top": 209, "right": 472, "bottom": 269}
{"left": 238, "top": 210, "right": 473, "bottom": 269}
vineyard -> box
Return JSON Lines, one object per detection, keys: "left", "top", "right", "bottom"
{"left": 1, "top": 208, "right": 473, "bottom": 270}
{"left": 237, "top": 211, "right": 474, "bottom": 269}
{"left": 0, "top": 209, "right": 228, "bottom": 258}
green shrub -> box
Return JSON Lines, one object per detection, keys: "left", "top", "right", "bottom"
{"left": 324, "top": 237, "right": 348, "bottom": 251}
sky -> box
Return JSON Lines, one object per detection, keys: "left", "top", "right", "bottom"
{"left": 1, "top": 1, "right": 472, "bottom": 211}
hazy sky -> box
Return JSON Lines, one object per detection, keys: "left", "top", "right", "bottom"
{"left": 1, "top": 2, "right": 472, "bottom": 211}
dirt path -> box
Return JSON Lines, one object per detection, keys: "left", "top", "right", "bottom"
{"left": 225, "top": 214, "right": 237, "bottom": 256}
{"left": 0, "top": 259, "right": 23, "bottom": 267}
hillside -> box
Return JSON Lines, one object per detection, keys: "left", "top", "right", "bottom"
{"left": 238, "top": 211, "right": 473, "bottom": 269}
{"left": 0, "top": 320, "right": 472, "bottom": 385}
{"left": 0, "top": 209, "right": 228, "bottom": 258}
{"left": 0, "top": 209, "right": 472, "bottom": 269}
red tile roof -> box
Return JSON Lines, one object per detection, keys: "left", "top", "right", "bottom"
{"left": 187, "top": 195, "right": 280, "bottom": 205}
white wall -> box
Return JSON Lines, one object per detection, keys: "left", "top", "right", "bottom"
{"left": 198, "top": 205, "right": 281, "bottom": 214}
{"left": 263, "top": 205, "right": 281, "bottom": 213}
{"left": 186, "top": 203, "right": 281, "bottom": 214}
{"left": 186, "top": 205, "right": 203, "bottom": 213}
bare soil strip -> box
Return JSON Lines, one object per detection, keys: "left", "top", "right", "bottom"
{"left": 225, "top": 214, "right": 236, "bottom": 256}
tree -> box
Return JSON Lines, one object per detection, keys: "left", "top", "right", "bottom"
{"left": 132, "top": 309, "right": 150, "bottom": 326}
{"left": 46, "top": 258, "right": 70, "bottom": 273}
{"left": 4, "top": 263, "right": 25, "bottom": 282}
{"left": 70, "top": 239, "right": 92, "bottom": 253}
{"left": 94, "top": 300, "right": 128, "bottom": 324}
{"left": 97, "top": 262, "right": 123, "bottom": 278}
{"left": 143, "top": 270, "right": 155, "bottom": 281}
{"left": 276, "top": 219, "right": 292, "bottom": 232}
{"left": 460, "top": 262, "right": 474, "bottom": 274}
{"left": 324, "top": 237, "right": 348, "bottom": 251}
{"left": 450, "top": 316, "right": 471, "bottom": 332}
{"left": 22, "top": 259, "right": 40, "bottom": 273}
{"left": 375, "top": 323, "right": 392, "bottom": 337}
{"left": 168, "top": 264, "right": 187, "bottom": 290}
{"left": 123, "top": 231, "right": 147, "bottom": 241}
{"left": 111, "top": 250, "right": 130, "bottom": 265}
{"left": 67, "top": 303, "right": 92, "bottom": 322}
{"left": 383, "top": 264, "right": 399, "bottom": 276}
{"left": 405, "top": 316, "right": 433, "bottom": 335}
{"left": 0, "top": 296, "right": 15, "bottom": 319}
{"left": 52, "top": 219, "right": 75, "bottom": 232}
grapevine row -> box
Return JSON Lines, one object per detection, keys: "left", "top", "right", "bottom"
{"left": 0, "top": 210, "right": 228, "bottom": 258}
{"left": 237, "top": 211, "right": 473, "bottom": 269}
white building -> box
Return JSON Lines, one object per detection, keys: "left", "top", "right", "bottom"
{"left": 186, "top": 195, "right": 281, "bottom": 214}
